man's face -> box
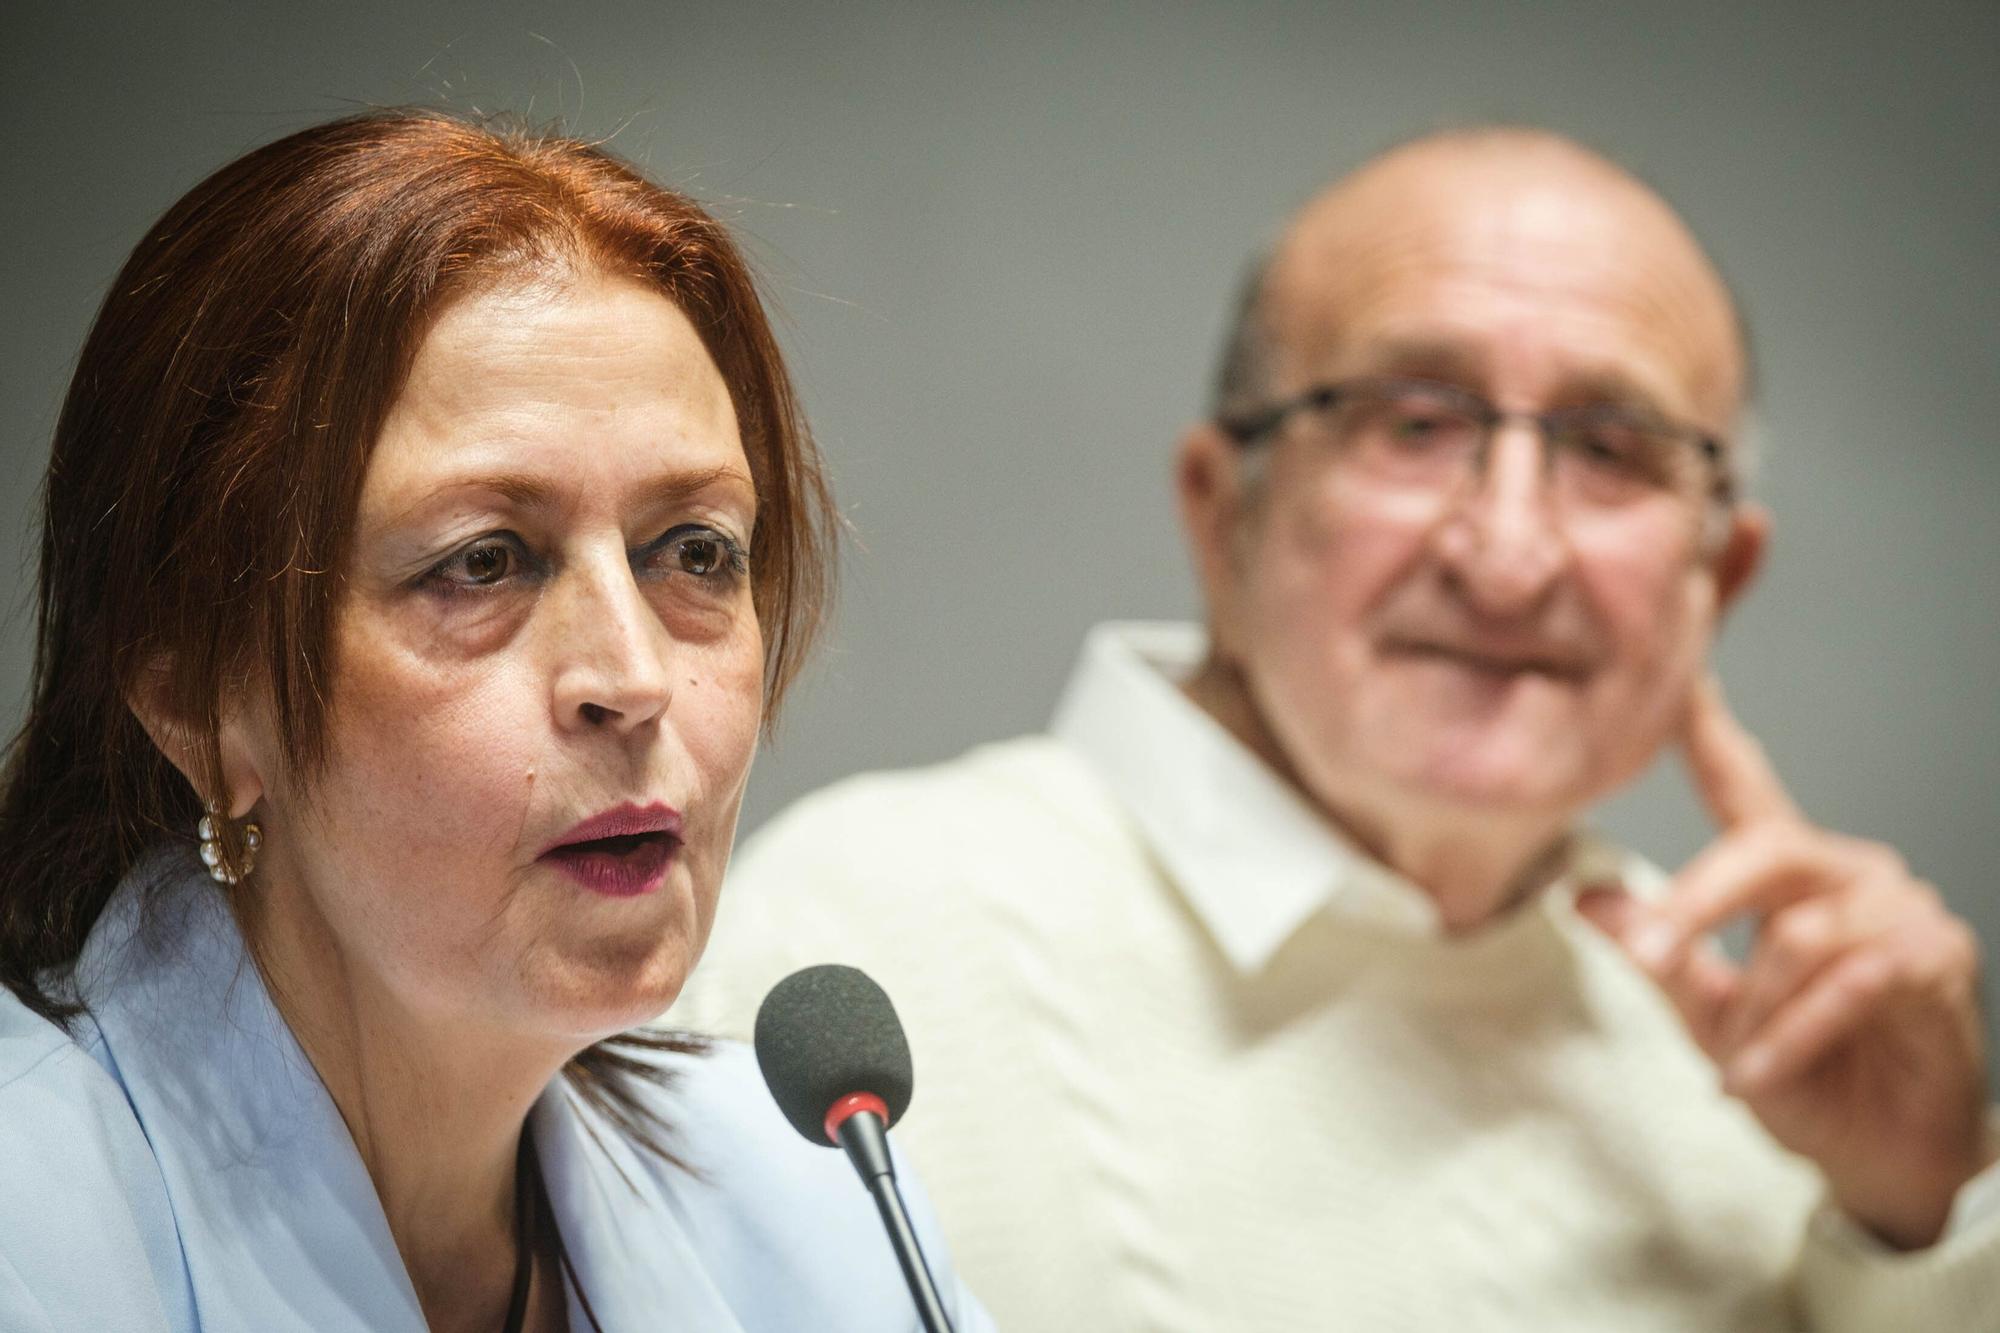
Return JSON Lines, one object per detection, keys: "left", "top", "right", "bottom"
{"left": 1185, "top": 147, "right": 1764, "bottom": 831}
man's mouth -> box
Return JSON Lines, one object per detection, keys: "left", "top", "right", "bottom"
{"left": 1384, "top": 637, "right": 1593, "bottom": 683}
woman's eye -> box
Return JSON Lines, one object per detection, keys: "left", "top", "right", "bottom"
{"left": 428, "top": 536, "right": 525, "bottom": 590}
{"left": 647, "top": 525, "right": 747, "bottom": 582}
{"left": 459, "top": 544, "right": 513, "bottom": 582}
{"left": 676, "top": 534, "right": 724, "bottom": 576}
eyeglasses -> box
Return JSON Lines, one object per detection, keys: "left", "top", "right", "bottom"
{"left": 1217, "top": 376, "right": 1735, "bottom": 516}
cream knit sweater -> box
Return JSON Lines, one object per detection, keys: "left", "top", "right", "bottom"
{"left": 672, "top": 733, "right": 2000, "bottom": 1330}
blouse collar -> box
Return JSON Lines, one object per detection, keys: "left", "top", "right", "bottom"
{"left": 76, "top": 847, "right": 746, "bottom": 1331}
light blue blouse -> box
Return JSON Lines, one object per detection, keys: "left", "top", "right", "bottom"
{"left": 0, "top": 850, "right": 996, "bottom": 1331}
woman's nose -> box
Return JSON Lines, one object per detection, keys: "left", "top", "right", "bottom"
{"left": 548, "top": 556, "right": 675, "bottom": 735}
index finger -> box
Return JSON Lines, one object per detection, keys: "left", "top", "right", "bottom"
{"left": 1680, "top": 674, "right": 1802, "bottom": 830}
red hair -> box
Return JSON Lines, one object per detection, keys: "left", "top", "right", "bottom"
{"left": 0, "top": 109, "right": 836, "bottom": 1152}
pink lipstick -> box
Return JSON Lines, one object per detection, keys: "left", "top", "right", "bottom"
{"left": 538, "top": 802, "right": 683, "bottom": 898}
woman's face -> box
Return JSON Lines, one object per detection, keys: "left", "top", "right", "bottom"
{"left": 246, "top": 270, "right": 765, "bottom": 1044}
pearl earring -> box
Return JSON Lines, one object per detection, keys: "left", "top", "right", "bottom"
{"left": 197, "top": 799, "right": 262, "bottom": 885}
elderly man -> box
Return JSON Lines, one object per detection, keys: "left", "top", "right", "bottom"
{"left": 669, "top": 128, "right": 1999, "bottom": 1329}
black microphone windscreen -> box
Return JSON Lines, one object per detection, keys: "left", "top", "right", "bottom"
{"left": 753, "top": 964, "right": 915, "bottom": 1146}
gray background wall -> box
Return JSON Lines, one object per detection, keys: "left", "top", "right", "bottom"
{"left": 6, "top": 3, "right": 1997, "bottom": 1075}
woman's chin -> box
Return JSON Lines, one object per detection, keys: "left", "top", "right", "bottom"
{"left": 518, "top": 945, "right": 699, "bottom": 1042}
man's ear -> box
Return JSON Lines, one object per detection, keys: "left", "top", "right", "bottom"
{"left": 1175, "top": 421, "right": 1250, "bottom": 623}
{"left": 1712, "top": 500, "right": 1770, "bottom": 615}
{"left": 126, "top": 661, "right": 267, "bottom": 820}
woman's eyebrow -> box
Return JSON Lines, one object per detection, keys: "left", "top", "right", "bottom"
{"left": 381, "top": 464, "right": 755, "bottom": 526}
{"left": 631, "top": 465, "right": 758, "bottom": 511}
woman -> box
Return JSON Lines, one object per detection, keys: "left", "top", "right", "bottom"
{"left": 0, "top": 110, "right": 991, "bottom": 1332}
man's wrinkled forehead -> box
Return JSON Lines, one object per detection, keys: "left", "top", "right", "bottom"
{"left": 1260, "top": 132, "right": 1747, "bottom": 427}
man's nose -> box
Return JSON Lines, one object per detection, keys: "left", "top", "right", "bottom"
{"left": 1432, "top": 421, "right": 1570, "bottom": 615}
{"left": 548, "top": 554, "right": 675, "bottom": 735}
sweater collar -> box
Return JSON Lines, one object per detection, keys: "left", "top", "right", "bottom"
{"left": 1048, "top": 622, "right": 1631, "bottom": 974}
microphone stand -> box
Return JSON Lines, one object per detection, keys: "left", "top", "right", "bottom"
{"left": 835, "top": 1109, "right": 957, "bottom": 1333}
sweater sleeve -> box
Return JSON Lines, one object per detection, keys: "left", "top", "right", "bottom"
{"left": 1795, "top": 1144, "right": 2000, "bottom": 1333}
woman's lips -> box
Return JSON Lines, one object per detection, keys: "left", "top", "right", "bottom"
{"left": 541, "top": 832, "right": 679, "bottom": 898}
{"left": 538, "top": 801, "right": 684, "bottom": 898}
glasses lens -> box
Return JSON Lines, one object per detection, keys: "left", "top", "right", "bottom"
{"left": 1548, "top": 410, "right": 1702, "bottom": 507}
{"left": 1337, "top": 385, "right": 1483, "bottom": 486}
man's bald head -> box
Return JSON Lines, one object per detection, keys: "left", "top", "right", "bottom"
{"left": 1175, "top": 125, "right": 1772, "bottom": 893}
{"left": 1213, "top": 128, "right": 1749, "bottom": 442}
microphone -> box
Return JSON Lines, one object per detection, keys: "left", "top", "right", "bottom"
{"left": 754, "top": 964, "right": 956, "bottom": 1333}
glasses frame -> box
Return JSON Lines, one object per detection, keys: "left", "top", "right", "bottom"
{"left": 1216, "top": 375, "right": 1738, "bottom": 509}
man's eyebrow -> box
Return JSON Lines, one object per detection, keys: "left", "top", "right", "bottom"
{"left": 1347, "top": 337, "right": 1680, "bottom": 417}
{"left": 1349, "top": 337, "right": 1483, "bottom": 380}
{"left": 1547, "top": 369, "right": 1679, "bottom": 419}
{"left": 382, "top": 464, "right": 755, "bottom": 526}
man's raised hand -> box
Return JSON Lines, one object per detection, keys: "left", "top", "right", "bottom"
{"left": 1579, "top": 676, "right": 1992, "bottom": 1250}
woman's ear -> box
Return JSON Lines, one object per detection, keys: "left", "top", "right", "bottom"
{"left": 126, "top": 661, "right": 268, "bottom": 819}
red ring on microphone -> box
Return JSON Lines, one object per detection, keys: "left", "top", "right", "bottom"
{"left": 823, "top": 1091, "right": 890, "bottom": 1145}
